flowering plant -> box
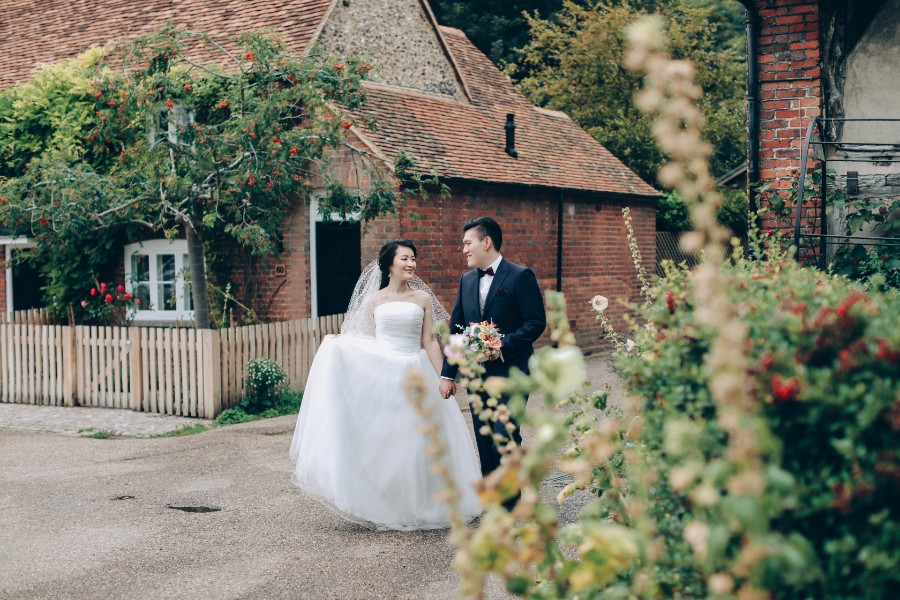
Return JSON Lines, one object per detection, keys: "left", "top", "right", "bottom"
{"left": 450, "top": 320, "right": 504, "bottom": 363}
{"left": 79, "top": 280, "right": 138, "bottom": 326}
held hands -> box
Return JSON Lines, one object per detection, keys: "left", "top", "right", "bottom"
{"left": 439, "top": 378, "right": 457, "bottom": 399}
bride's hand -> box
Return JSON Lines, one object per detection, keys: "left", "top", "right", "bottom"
{"left": 439, "top": 378, "right": 456, "bottom": 399}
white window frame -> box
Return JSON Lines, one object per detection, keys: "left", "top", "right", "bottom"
{"left": 309, "top": 197, "right": 361, "bottom": 318}
{"left": 2, "top": 236, "right": 36, "bottom": 314}
{"left": 124, "top": 239, "right": 194, "bottom": 323}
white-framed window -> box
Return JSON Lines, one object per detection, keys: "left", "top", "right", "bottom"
{"left": 124, "top": 239, "right": 194, "bottom": 323}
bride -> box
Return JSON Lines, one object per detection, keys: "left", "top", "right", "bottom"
{"left": 289, "top": 239, "right": 482, "bottom": 530}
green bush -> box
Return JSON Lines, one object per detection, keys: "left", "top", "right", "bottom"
{"left": 215, "top": 407, "right": 260, "bottom": 426}
{"left": 656, "top": 192, "right": 693, "bottom": 233}
{"left": 656, "top": 189, "right": 749, "bottom": 238}
{"left": 240, "top": 357, "right": 288, "bottom": 415}
{"left": 616, "top": 250, "right": 900, "bottom": 597}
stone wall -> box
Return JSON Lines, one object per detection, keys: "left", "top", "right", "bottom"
{"left": 317, "top": 0, "right": 463, "bottom": 99}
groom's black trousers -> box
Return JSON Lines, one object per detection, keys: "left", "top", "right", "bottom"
{"left": 470, "top": 390, "right": 524, "bottom": 511}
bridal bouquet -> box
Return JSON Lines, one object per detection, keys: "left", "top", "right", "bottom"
{"left": 454, "top": 320, "right": 504, "bottom": 363}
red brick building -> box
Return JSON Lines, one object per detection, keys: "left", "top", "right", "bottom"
{"left": 0, "top": 0, "right": 658, "bottom": 350}
{"left": 739, "top": 0, "right": 899, "bottom": 255}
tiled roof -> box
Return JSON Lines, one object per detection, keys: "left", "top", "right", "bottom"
{"left": 0, "top": 0, "right": 333, "bottom": 90}
{"left": 0, "top": 2, "right": 657, "bottom": 198}
{"left": 351, "top": 27, "right": 657, "bottom": 196}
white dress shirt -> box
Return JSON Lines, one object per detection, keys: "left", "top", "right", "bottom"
{"left": 479, "top": 255, "right": 503, "bottom": 312}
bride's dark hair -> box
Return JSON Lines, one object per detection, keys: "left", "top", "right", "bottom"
{"left": 378, "top": 239, "right": 417, "bottom": 289}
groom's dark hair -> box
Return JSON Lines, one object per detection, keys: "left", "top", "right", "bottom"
{"left": 378, "top": 239, "right": 417, "bottom": 289}
{"left": 463, "top": 217, "right": 503, "bottom": 251}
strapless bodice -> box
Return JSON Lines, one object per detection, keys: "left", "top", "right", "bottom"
{"left": 374, "top": 302, "right": 424, "bottom": 354}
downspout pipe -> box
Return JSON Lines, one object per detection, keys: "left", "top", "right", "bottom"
{"left": 557, "top": 191, "right": 563, "bottom": 292}
{"left": 737, "top": 0, "right": 761, "bottom": 218}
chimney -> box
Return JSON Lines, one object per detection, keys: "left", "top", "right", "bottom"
{"left": 504, "top": 113, "right": 518, "bottom": 158}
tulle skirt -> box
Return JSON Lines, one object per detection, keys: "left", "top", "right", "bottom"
{"left": 289, "top": 335, "right": 483, "bottom": 530}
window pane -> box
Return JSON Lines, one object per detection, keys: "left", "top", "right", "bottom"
{"left": 135, "top": 284, "right": 151, "bottom": 310}
{"left": 157, "top": 254, "right": 175, "bottom": 282}
{"left": 181, "top": 254, "right": 193, "bottom": 311}
{"left": 158, "top": 283, "right": 176, "bottom": 310}
{"left": 131, "top": 254, "right": 150, "bottom": 311}
{"left": 132, "top": 254, "right": 150, "bottom": 282}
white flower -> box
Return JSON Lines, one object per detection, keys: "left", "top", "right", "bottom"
{"left": 590, "top": 295, "right": 609, "bottom": 313}
{"left": 447, "top": 333, "right": 468, "bottom": 350}
{"left": 483, "top": 376, "right": 506, "bottom": 398}
{"left": 625, "top": 339, "right": 636, "bottom": 351}
{"left": 529, "top": 346, "right": 587, "bottom": 399}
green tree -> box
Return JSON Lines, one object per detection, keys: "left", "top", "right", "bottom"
{"left": 514, "top": 1, "right": 746, "bottom": 183}
{"left": 431, "top": 0, "right": 564, "bottom": 65}
{"left": 0, "top": 27, "right": 404, "bottom": 327}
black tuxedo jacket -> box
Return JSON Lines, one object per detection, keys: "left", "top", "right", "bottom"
{"left": 441, "top": 259, "right": 546, "bottom": 380}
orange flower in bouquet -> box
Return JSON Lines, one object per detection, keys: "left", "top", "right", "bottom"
{"left": 458, "top": 320, "right": 504, "bottom": 363}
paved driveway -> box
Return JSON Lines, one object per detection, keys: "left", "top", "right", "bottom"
{"left": 0, "top": 354, "right": 621, "bottom": 599}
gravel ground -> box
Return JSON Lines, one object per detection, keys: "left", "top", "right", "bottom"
{"left": 0, "top": 352, "right": 621, "bottom": 599}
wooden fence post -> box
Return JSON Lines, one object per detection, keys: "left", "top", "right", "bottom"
{"left": 201, "top": 329, "right": 222, "bottom": 419}
{"left": 62, "top": 326, "right": 76, "bottom": 407}
{"left": 129, "top": 327, "right": 143, "bottom": 412}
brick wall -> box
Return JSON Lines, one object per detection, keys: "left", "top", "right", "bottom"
{"left": 755, "top": 0, "right": 823, "bottom": 231}
{"left": 251, "top": 180, "right": 655, "bottom": 352}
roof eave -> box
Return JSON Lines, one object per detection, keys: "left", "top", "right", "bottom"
{"left": 437, "top": 176, "right": 662, "bottom": 201}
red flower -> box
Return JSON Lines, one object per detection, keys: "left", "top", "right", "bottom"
{"left": 289, "top": 147, "right": 298, "bottom": 155}
{"left": 183, "top": 84, "right": 192, "bottom": 91}
{"left": 665, "top": 290, "right": 676, "bottom": 314}
{"left": 94, "top": 91, "right": 102, "bottom": 98}
{"left": 838, "top": 348, "right": 855, "bottom": 372}
{"left": 123, "top": 293, "right": 132, "bottom": 301}
{"left": 876, "top": 340, "right": 900, "bottom": 363}
{"left": 0, "top": 197, "right": 7, "bottom": 203}
{"left": 219, "top": 101, "right": 228, "bottom": 109}
{"left": 339, "top": 121, "right": 353, "bottom": 129}
{"left": 117, "top": 284, "right": 125, "bottom": 293}
{"left": 107, "top": 101, "right": 116, "bottom": 107}
{"left": 332, "top": 64, "right": 344, "bottom": 71}
{"left": 38, "top": 217, "right": 48, "bottom": 226}
{"left": 81, "top": 300, "right": 87, "bottom": 308}
{"left": 759, "top": 352, "right": 775, "bottom": 370}
{"left": 90, "top": 288, "right": 97, "bottom": 296}
{"left": 271, "top": 136, "right": 281, "bottom": 144}
{"left": 105, "top": 294, "right": 113, "bottom": 303}
{"left": 771, "top": 375, "right": 800, "bottom": 402}
{"left": 245, "top": 52, "right": 254, "bottom": 60}
{"left": 100, "top": 282, "right": 106, "bottom": 291}
{"left": 164, "top": 99, "right": 174, "bottom": 108}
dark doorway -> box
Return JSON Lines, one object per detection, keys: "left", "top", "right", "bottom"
{"left": 10, "top": 248, "right": 46, "bottom": 311}
{"left": 315, "top": 221, "right": 361, "bottom": 316}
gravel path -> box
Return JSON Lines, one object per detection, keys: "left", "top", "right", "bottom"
{"left": 0, "top": 352, "right": 622, "bottom": 599}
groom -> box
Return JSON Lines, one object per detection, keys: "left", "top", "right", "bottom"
{"left": 439, "top": 217, "right": 546, "bottom": 507}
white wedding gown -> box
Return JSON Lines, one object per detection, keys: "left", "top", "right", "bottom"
{"left": 289, "top": 301, "right": 482, "bottom": 530}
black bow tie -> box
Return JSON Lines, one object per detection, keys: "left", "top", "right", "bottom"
{"left": 478, "top": 267, "right": 495, "bottom": 278}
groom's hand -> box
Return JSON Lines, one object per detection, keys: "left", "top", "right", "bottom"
{"left": 439, "top": 378, "right": 456, "bottom": 399}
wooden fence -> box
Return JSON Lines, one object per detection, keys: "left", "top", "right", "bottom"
{"left": 0, "top": 308, "right": 49, "bottom": 325}
{"left": 0, "top": 313, "right": 344, "bottom": 418}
